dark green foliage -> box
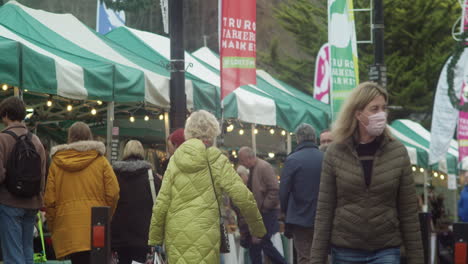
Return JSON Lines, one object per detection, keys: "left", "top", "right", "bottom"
{"left": 101, "top": 0, "right": 153, "bottom": 12}
{"left": 266, "top": 0, "right": 460, "bottom": 123}
{"left": 364, "top": 0, "right": 459, "bottom": 122}
{"left": 259, "top": 0, "right": 327, "bottom": 95}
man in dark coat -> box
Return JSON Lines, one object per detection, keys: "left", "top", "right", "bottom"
{"left": 280, "top": 123, "right": 323, "bottom": 264}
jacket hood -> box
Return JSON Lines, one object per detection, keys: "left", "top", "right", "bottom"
{"left": 173, "top": 138, "right": 221, "bottom": 173}
{"left": 113, "top": 159, "right": 152, "bottom": 173}
{"left": 51, "top": 141, "right": 106, "bottom": 172}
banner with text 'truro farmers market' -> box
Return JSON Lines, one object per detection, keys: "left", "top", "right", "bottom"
{"left": 220, "top": 0, "right": 257, "bottom": 100}
{"left": 328, "top": 0, "right": 359, "bottom": 120}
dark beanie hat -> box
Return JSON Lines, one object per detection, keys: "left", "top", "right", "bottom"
{"left": 169, "top": 128, "right": 185, "bottom": 148}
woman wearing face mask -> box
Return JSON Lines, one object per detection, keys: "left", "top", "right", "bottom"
{"left": 310, "top": 82, "right": 423, "bottom": 264}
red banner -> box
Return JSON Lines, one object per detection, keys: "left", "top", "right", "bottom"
{"left": 220, "top": 0, "right": 257, "bottom": 100}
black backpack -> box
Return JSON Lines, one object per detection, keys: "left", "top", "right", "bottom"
{"left": 3, "top": 129, "right": 42, "bottom": 198}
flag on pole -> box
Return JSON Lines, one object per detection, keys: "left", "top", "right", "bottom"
{"left": 314, "top": 43, "right": 331, "bottom": 104}
{"left": 96, "top": 0, "right": 126, "bottom": 34}
{"left": 457, "top": 0, "right": 468, "bottom": 162}
{"left": 328, "top": 0, "right": 359, "bottom": 120}
{"left": 219, "top": 0, "right": 257, "bottom": 100}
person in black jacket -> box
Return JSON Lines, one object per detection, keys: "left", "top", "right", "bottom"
{"left": 111, "top": 140, "right": 161, "bottom": 264}
{"left": 280, "top": 123, "right": 323, "bottom": 264}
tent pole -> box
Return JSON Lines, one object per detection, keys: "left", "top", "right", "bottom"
{"left": 251, "top": 124, "right": 256, "bottom": 156}
{"left": 106, "top": 101, "right": 115, "bottom": 162}
{"left": 287, "top": 133, "right": 292, "bottom": 154}
{"left": 164, "top": 112, "right": 170, "bottom": 140}
{"left": 423, "top": 170, "right": 428, "bottom": 212}
{"left": 14, "top": 87, "right": 20, "bottom": 98}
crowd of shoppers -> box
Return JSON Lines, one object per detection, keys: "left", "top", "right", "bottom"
{"left": 0, "top": 81, "right": 426, "bottom": 264}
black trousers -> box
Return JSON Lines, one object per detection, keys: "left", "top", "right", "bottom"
{"left": 70, "top": 250, "right": 90, "bottom": 264}
{"left": 114, "top": 246, "right": 148, "bottom": 264}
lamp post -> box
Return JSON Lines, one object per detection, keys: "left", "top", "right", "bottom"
{"left": 369, "top": 0, "right": 386, "bottom": 88}
{"left": 169, "top": 0, "right": 187, "bottom": 131}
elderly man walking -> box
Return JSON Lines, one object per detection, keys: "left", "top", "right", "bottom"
{"left": 238, "top": 147, "right": 287, "bottom": 264}
{"left": 280, "top": 124, "right": 323, "bottom": 263}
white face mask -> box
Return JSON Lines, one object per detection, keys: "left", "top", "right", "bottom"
{"left": 362, "top": 111, "right": 387, "bottom": 136}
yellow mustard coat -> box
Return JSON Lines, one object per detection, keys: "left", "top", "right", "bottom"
{"left": 44, "top": 141, "right": 120, "bottom": 258}
{"left": 148, "top": 138, "right": 266, "bottom": 264}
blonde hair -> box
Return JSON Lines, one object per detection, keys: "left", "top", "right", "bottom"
{"left": 184, "top": 110, "right": 220, "bottom": 143}
{"left": 236, "top": 165, "right": 250, "bottom": 176}
{"left": 68, "top": 122, "right": 93, "bottom": 143}
{"left": 332, "top": 82, "right": 390, "bottom": 143}
{"left": 122, "top": 140, "right": 145, "bottom": 160}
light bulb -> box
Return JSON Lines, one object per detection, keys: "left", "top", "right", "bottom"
{"left": 231, "top": 150, "right": 236, "bottom": 156}
{"left": 2, "top": 84, "right": 8, "bottom": 91}
{"left": 144, "top": 115, "right": 149, "bottom": 121}
{"left": 227, "top": 124, "right": 234, "bottom": 132}
{"left": 281, "top": 130, "right": 286, "bottom": 136}
{"left": 440, "top": 175, "right": 445, "bottom": 180}
{"left": 254, "top": 129, "right": 258, "bottom": 134}
{"left": 419, "top": 168, "right": 424, "bottom": 173}
{"left": 24, "top": 89, "right": 28, "bottom": 92}
{"left": 130, "top": 116, "right": 135, "bottom": 123}
{"left": 412, "top": 166, "right": 416, "bottom": 172}
{"left": 159, "top": 114, "right": 164, "bottom": 120}
{"left": 67, "top": 105, "right": 73, "bottom": 112}
{"left": 91, "top": 108, "right": 97, "bottom": 115}
{"left": 434, "top": 172, "right": 439, "bottom": 177}
{"left": 97, "top": 100, "right": 103, "bottom": 105}
{"left": 239, "top": 129, "right": 244, "bottom": 135}
{"left": 268, "top": 152, "right": 275, "bottom": 158}
{"left": 270, "top": 129, "right": 275, "bottom": 135}
{"left": 46, "top": 100, "right": 52, "bottom": 107}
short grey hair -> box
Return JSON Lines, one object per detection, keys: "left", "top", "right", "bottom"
{"left": 184, "top": 110, "right": 221, "bottom": 143}
{"left": 236, "top": 165, "right": 250, "bottom": 176}
{"left": 239, "top": 146, "right": 256, "bottom": 158}
{"left": 295, "top": 123, "right": 316, "bottom": 143}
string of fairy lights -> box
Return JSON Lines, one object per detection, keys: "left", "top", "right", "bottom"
{"left": 411, "top": 165, "right": 448, "bottom": 181}
{"left": 1, "top": 83, "right": 167, "bottom": 122}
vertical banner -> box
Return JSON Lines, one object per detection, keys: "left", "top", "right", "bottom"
{"left": 313, "top": 43, "right": 331, "bottom": 104}
{"left": 220, "top": 0, "right": 257, "bottom": 100}
{"left": 328, "top": 0, "right": 359, "bottom": 119}
{"left": 96, "top": 0, "right": 126, "bottom": 35}
{"left": 458, "top": 0, "right": 468, "bottom": 162}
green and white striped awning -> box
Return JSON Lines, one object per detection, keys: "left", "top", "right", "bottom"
{"left": 0, "top": 1, "right": 172, "bottom": 107}
{"left": 390, "top": 119, "right": 458, "bottom": 175}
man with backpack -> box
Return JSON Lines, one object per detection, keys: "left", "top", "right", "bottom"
{"left": 0, "top": 96, "right": 46, "bottom": 264}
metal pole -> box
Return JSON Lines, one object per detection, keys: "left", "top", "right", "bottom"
{"left": 169, "top": 0, "right": 187, "bottom": 131}
{"left": 423, "top": 171, "right": 428, "bottom": 212}
{"left": 13, "top": 87, "right": 20, "bottom": 98}
{"left": 106, "top": 102, "right": 114, "bottom": 162}
{"left": 251, "top": 124, "right": 256, "bottom": 156}
{"left": 369, "top": 0, "right": 387, "bottom": 88}
{"left": 164, "top": 112, "right": 170, "bottom": 140}
{"left": 287, "top": 133, "right": 292, "bottom": 154}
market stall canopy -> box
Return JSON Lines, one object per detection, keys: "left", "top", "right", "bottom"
{"left": 0, "top": 1, "right": 182, "bottom": 108}
{"left": 390, "top": 119, "right": 458, "bottom": 175}
{"left": 105, "top": 26, "right": 220, "bottom": 115}
{"left": 191, "top": 46, "right": 331, "bottom": 132}
{"left": 106, "top": 27, "right": 283, "bottom": 128}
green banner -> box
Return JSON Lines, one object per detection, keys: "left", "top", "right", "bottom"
{"left": 328, "top": 0, "right": 359, "bottom": 120}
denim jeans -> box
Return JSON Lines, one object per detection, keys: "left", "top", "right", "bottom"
{"left": 331, "top": 246, "right": 401, "bottom": 264}
{"left": 0, "top": 204, "right": 38, "bottom": 264}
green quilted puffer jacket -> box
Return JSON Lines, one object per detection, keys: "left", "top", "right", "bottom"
{"left": 148, "top": 139, "right": 266, "bottom": 263}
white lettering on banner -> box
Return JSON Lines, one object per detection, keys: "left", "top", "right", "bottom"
{"left": 222, "top": 40, "right": 256, "bottom": 52}
{"left": 222, "top": 17, "right": 256, "bottom": 53}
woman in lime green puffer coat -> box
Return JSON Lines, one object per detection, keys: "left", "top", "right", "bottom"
{"left": 148, "top": 110, "right": 266, "bottom": 264}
